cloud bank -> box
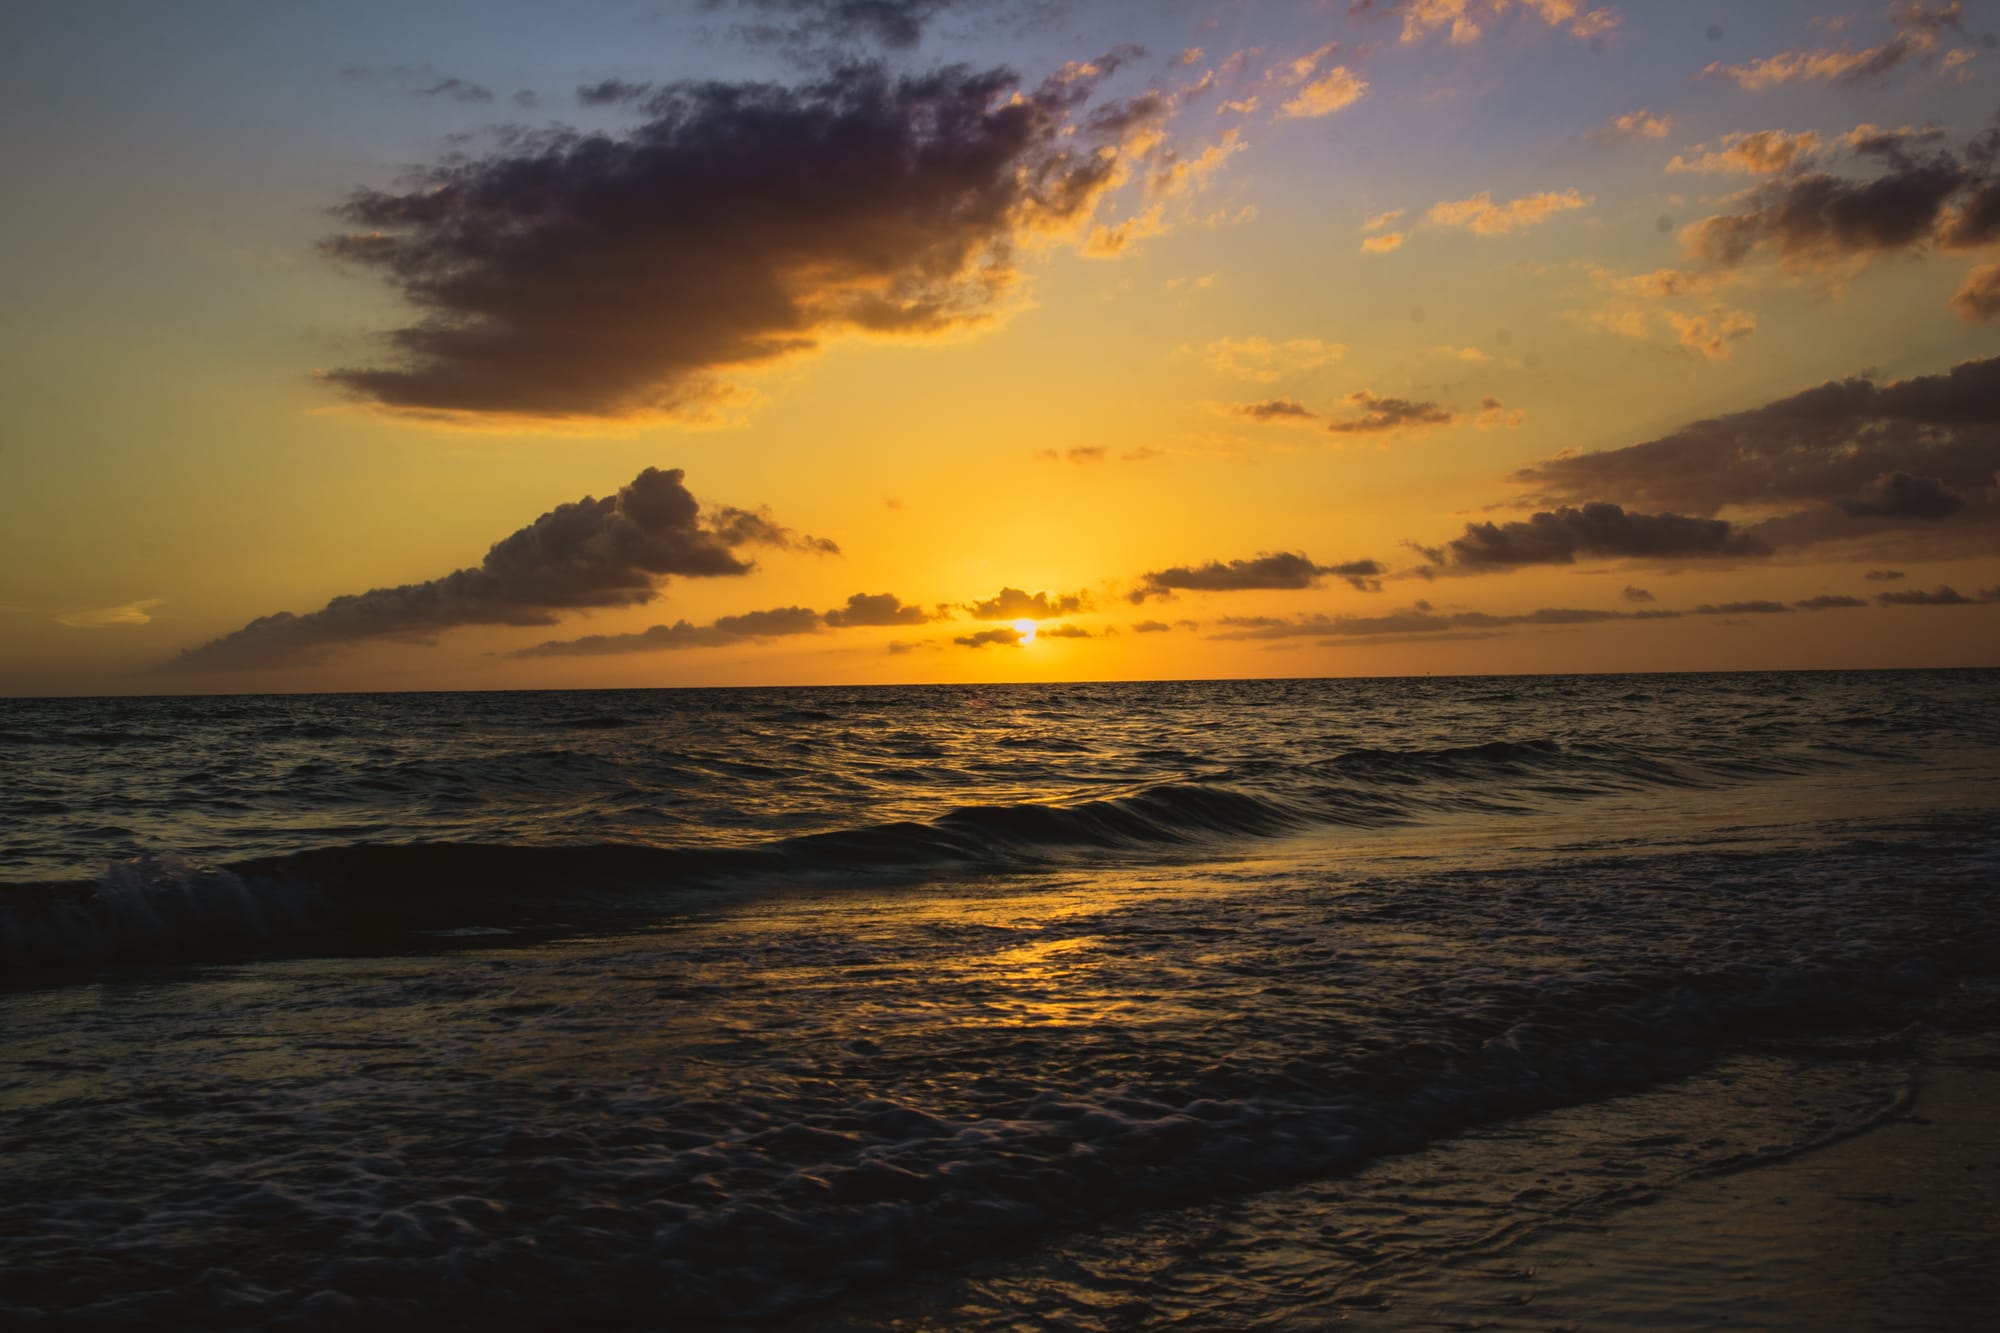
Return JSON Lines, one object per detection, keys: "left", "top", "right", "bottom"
{"left": 164, "top": 468, "right": 830, "bottom": 671}
{"left": 1130, "top": 552, "right": 1385, "bottom": 601}
{"left": 1508, "top": 354, "right": 2000, "bottom": 558}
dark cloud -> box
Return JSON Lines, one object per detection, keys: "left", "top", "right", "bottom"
{"left": 417, "top": 78, "right": 495, "bottom": 103}
{"left": 1230, "top": 398, "right": 1317, "bottom": 421}
{"left": 966, "top": 587, "right": 1086, "bottom": 620}
{"left": 1508, "top": 355, "right": 2000, "bottom": 559}
{"left": 577, "top": 78, "right": 654, "bottom": 105}
{"left": 1034, "top": 446, "right": 1109, "bottom": 463}
{"left": 1835, "top": 471, "right": 1967, "bottom": 518}
{"left": 1209, "top": 613, "right": 1347, "bottom": 640}
{"left": 714, "top": 605, "right": 821, "bottom": 636}
{"left": 1131, "top": 619, "right": 1172, "bottom": 632}
{"left": 823, "top": 592, "right": 934, "bottom": 626}
{"left": 1876, "top": 584, "right": 1992, "bottom": 605}
{"left": 1691, "top": 600, "right": 1792, "bottom": 615}
{"left": 515, "top": 605, "right": 822, "bottom": 657}
{"left": 1866, "top": 568, "right": 1908, "bottom": 580}
{"left": 708, "top": 0, "right": 964, "bottom": 49}
{"left": 163, "top": 468, "right": 827, "bottom": 671}
{"left": 1129, "top": 552, "right": 1385, "bottom": 602}
{"left": 321, "top": 60, "right": 1141, "bottom": 420}
{"left": 1683, "top": 135, "right": 1998, "bottom": 270}
{"left": 954, "top": 626, "right": 1025, "bottom": 647}
{"left": 706, "top": 506, "right": 842, "bottom": 554}
{"left": 1796, "top": 594, "right": 1868, "bottom": 610}
{"left": 1326, "top": 391, "right": 1454, "bottom": 435}
{"left": 1212, "top": 604, "right": 1640, "bottom": 641}
{"left": 1039, "top": 622, "right": 1092, "bottom": 638}
{"left": 1621, "top": 584, "right": 1655, "bottom": 602}
{"left": 1443, "top": 503, "right": 1769, "bottom": 569}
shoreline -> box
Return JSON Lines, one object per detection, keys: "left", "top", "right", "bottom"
{"left": 1335, "top": 1033, "right": 2000, "bottom": 1330}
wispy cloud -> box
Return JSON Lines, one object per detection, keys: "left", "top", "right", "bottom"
{"left": 1426, "top": 188, "right": 1592, "bottom": 236}
{"left": 1204, "top": 336, "right": 1346, "bottom": 382}
{"left": 1703, "top": 2, "right": 1963, "bottom": 89}
{"left": 58, "top": 599, "right": 164, "bottom": 630}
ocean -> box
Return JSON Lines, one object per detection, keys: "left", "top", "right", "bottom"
{"left": 2, "top": 670, "right": 1997, "bottom": 1329}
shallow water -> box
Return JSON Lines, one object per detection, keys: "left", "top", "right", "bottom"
{"left": 1, "top": 671, "right": 1996, "bottom": 1327}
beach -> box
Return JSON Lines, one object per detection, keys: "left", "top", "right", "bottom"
{"left": 1337, "top": 1033, "right": 2000, "bottom": 1331}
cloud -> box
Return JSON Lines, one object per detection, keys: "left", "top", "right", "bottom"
{"left": 716, "top": 605, "right": 822, "bottom": 636}
{"left": 1361, "top": 232, "right": 1405, "bottom": 253}
{"left": 320, "top": 60, "right": 1150, "bottom": 422}
{"left": 1275, "top": 44, "right": 1369, "bottom": 119}
{"left": 1375, "top": 0, "right": 1620, "bottom": 45}
{"left": 1621, "top": 584, "right": 1654, "bottom": 602}
{"left": 1835, "top": 470, "right": 1967, "bottom": 518}
{"left": 1508, "top": 355, "right": 2000, "bottom": 560}
{"left": 1841, "top": 122, "right": 1951, "bottom": 162}
{"left": 1039, "top": 622, "right": 1092, "bottom": 638}
{"left": 57, "top": 599, "right": 164, "bottom": 629}
{"left": 1796, "top": 594, "right": 1869, "bottom": 609}
{"left": 1666, "top": 308, "right": 1758, "bottom": 360}
{"left": 1204, "top": 336, "right": 1346, "bottom": 382}
{"left": 1476, "top": 396, "right": 1526, "bottom": 429}
{"left": 1589, "top": 266, "right": 1740, "bottom": 300}
{"left": 1866, "top": 568, "right": 1908, "bottom": 580}
{"left": 1426, "top": 188, "right": 1592, "bottom": 236}
{"left": 1682, "top": 152, "right": 1988, "bottom": 270}
{"left": 1326, "top": 391, "right": 1455, "bottom": 435}
{"left": 515, "top": 605, "right": 821, "bottom": 657}
{"left": 823, "top": 592, "right": 934, "bottom": 626}
{"left": 1441, "top": 502, "right": 1769, "bottom": 569}
{"left": 577, "top": 78, "right": 653, "bottom": 106}
{"left": 1229, "top": 398, "right": 1318, "bottom": 421}
{"left": 1129, "top": 552, "right": 1385, "bottom": 601}
{"left": 965, "top": 587, "right": 1086, "bottom": 620}
{"left": 1952, "top": 262, "right": 2000, "bottom": 321}
{"left": 1876, "top": 584, "right": 1992, "bottom": 605}
{"left": 1211, "top": 603, "right": 1632, "bottom": 641}
{"left": 163, "top": 467, "right": 828, "bottom": 671}
{"left": 708, "top": 0, "right": 961, "bottom": 49}
{"left": 1034, "top": 445, "right": 1111, "bottom": 462}
{"left": 1702, "top": 4, "right": 1960, "bottom": 89}
{"left": 1363, "top": 208, "right": 1405, "bottom": 231}
{"left": 954, "top": 627, "right": 1025, "bottom": 647}
{"left": 1598, "top": 109, "right": 1672, "bottom": 142}
{"left": 1691, "top": 600, "right": 1791, "bottom": 615}
{"left": 416, "top": 77, "right": 494, "bottom": 103}
{"left": 1131, "top": 619, "right": 1173, "bottom": 633}
{"left": 1667, "top": 129, "right": 1823, "bottom": 175}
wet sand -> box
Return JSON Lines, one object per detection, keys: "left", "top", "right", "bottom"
{"left": 1337, "top": 1036, "right": 2000, "bottom": 1331}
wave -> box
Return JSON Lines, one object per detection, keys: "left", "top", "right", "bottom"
{"left": 0, "top": 733, "right": 1852, "bottom": 979}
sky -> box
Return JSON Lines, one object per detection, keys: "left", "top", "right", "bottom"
{"left": 2, "top": 0, "right": 1997, "bottom": 695}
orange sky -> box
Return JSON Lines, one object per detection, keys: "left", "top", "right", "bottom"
{"left": 2, "top": 0, "right": 1996, "bottom": 694}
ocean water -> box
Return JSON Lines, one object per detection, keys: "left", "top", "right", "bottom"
{"left": 2, "top": 671, "right": 1997, "bottom": 1329}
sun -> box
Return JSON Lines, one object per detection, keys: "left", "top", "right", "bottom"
{"left": 1013, "top": 618, "right": 1037, "bottom": 644}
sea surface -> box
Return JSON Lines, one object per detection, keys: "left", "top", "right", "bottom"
{"left": 2, "top": 671, "right": 1997, "bottom": 1329}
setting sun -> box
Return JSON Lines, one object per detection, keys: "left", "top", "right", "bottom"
{"left": 1014, "top": 619, "right": 1037, "bottom": 644}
